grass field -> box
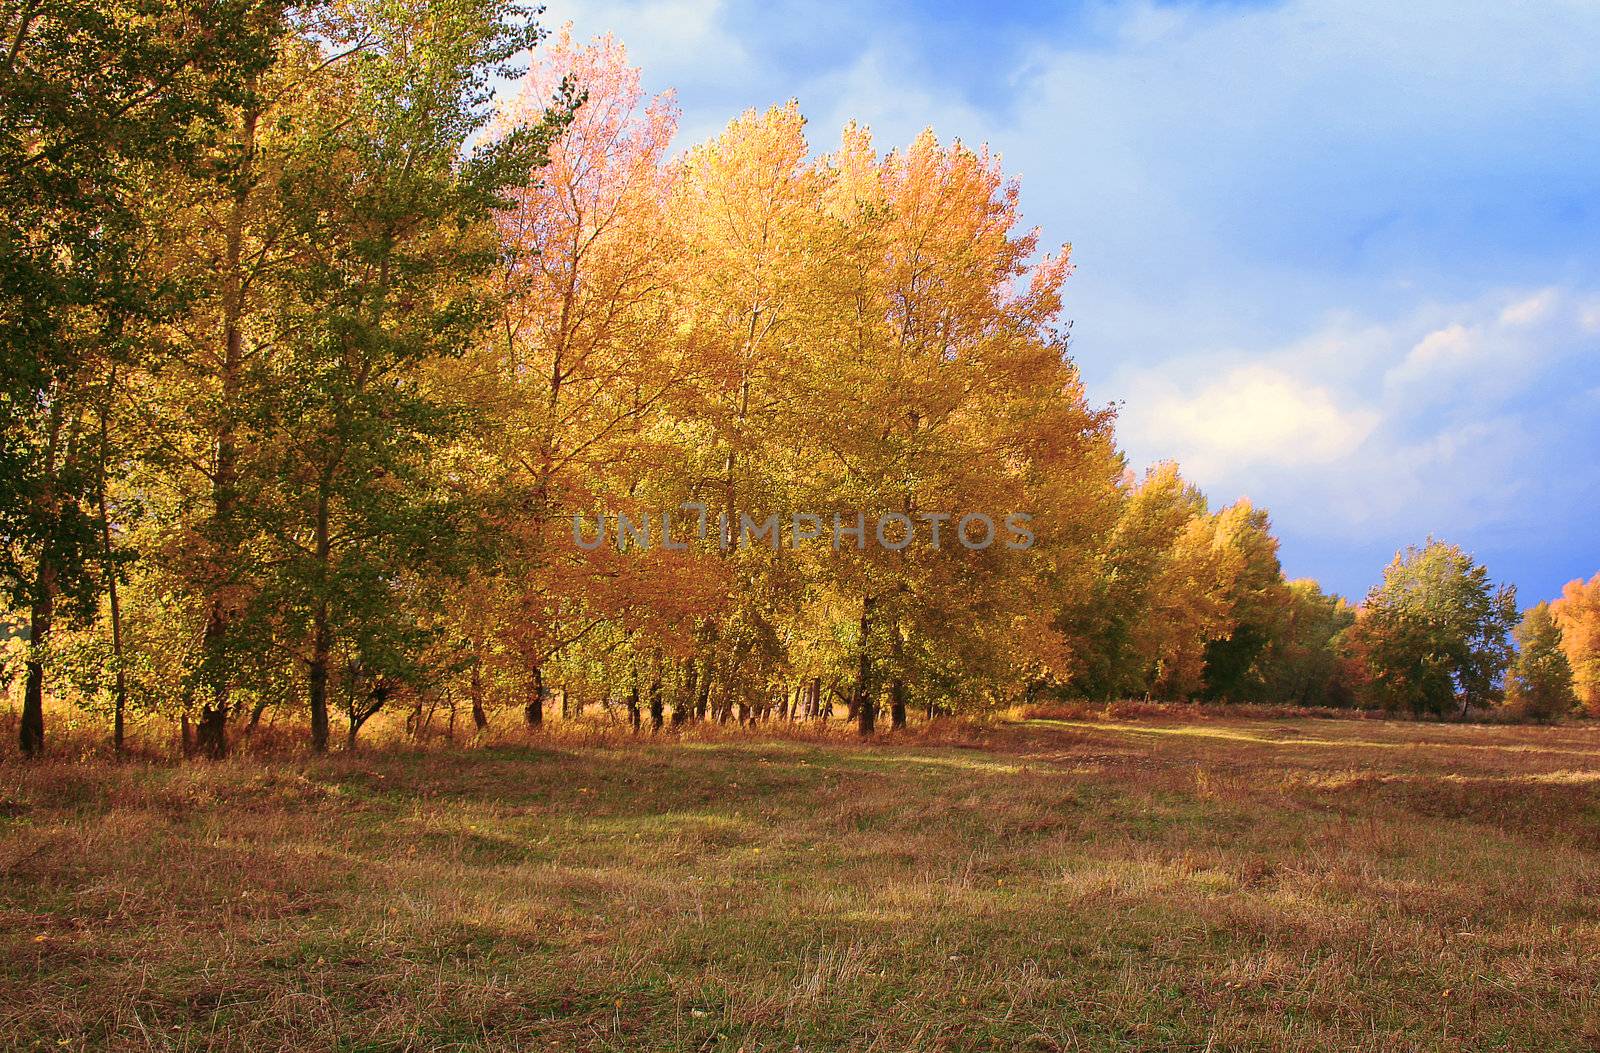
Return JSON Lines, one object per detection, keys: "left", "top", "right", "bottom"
{"left": 3, "top": 714, "right": 1600, "bottom": 1051}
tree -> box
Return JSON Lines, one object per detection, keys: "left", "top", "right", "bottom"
{"left": 481, "top": 29, "right": 694, "bottom": 727}
{"left": 1198, "top": 499, "right": 1290, "bottom": 702}
{"left": 1261, "top": 580, "right": 1356, "bottom": 706}
{"left": 1, "top": 0, "right": 283, "bottom": 754}
{"left": 130, "top": 20, "right": 362, "bottom": 755}
{"left": 1344, "top": 540, "right": 1516, "bottom": 717}
{"left": 1550, "top": 573, "right": 1600, "bottom": 715}
{"left": 1061, "top": 463, "right": 1253, "bottom": 702}
{"left": 252, "top": 0, "right": 575, "bottom": 751}
{"left": 1505, "top": 602, "right": 1577, "bottom": 720}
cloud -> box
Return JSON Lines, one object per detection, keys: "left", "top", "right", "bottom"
{"left": 1500, "top": 289, "right": 1560, "bottom": 327}
{"left": 1120, "top": 366, "right": 1378, "bottom": 481}
{"left": 1114, "top": 288, "right": 1600, "bottom": 571}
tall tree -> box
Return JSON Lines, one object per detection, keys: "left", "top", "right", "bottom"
{"left": 1, "top": 0, "right": 282, "bottom": 754}
{"left": 1199, "top": 498, "right": 1290, "bottom": 702}
{"left": 255, "top": 0, "right": 574, "bottom": 751}
{"left": 482, "top": 29, "right": 695, "bottom": 725}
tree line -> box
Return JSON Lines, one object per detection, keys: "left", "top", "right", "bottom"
{"left": 4, "top": 1, "right": 1598, "bottom": 756}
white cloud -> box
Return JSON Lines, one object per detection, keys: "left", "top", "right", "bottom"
{"left": 1114, "top": 287, "right": 1600, "bottom": 548}
{"left": 1580, "top": 299, "right": 1600, "bottom": 335}
{"left": 1500, "top": 289, "right": 1560, "bottom": 327}
{"left": 1393, "top": 323, "right": 1478, "bottom": 384}
{"left": 1120, "top": 366, "right": 1378, "bottom": 481}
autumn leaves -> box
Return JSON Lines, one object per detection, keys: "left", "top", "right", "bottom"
{"left": 470, "top": 29, "right": 1120, "bottom": 734}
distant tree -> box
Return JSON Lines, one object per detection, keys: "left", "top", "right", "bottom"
{"left": 1550, "top": 574, "right": 1600, "bottom": 715}
{"left": 1062, "top": 463, "right": 1210, "bottom": 701}
{"left": 1261, "top": 579, "right": 1356, "bottom": 706}
{"left": 1199, "top": 498, "right": 1290, "bottom": 702}
{"left": 1505, "top": 603, "right": 1577, "bottom": 720}
{"left": 1344, "top": 540, "right": 1516, "bottom": 717}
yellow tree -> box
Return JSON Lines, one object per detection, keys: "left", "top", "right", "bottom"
{"left": 666, "top": 101, "right": 834, "bottom": 717}
{"left": 476, "top": 29, "right": 696, "bottom": 724}
{"left": 1197, "top": 497, "right": 1291, "bottom": 700}
{"left": 1551, "top": 573, "right": 1600, "bottom": 714}
{"left": 804, "top": 125, "right": 1119, "bottom": 728}
{"left": 130, "top": 32, "right": 354, "bottom": 752}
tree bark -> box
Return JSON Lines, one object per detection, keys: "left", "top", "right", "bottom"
{"left": 855, "top": 594, "right": 876, "bottom": 736}
{"left": 20, "top": 393, "right": 65, "bottom": 757}
{"left": 648, "top": 661, "right": 664, "bottom": 732}
{"left": 307, "top": 604, "right": 330, "bottom": 753}
{"left": 19, "top": 568, "right": 52, "bottom": 756}
{"left": 470, "top": 663, "right": 487, "bottom": 730}
{"left": 525, "top": 664, "right": 544, "bottom": 727}
{"left": 696, "top": 660, "right": 711, "bottom": 721}
{"left": 198, "top": 106, "right": 259, "bottom": 761}
{"left": 306, "top": 468, "right": 333, "bottom": 753}
{"left": 97, "top": 374, "right": 127, "bottom": 754}
{"left": 889, "top": 622, "right": 906, "bottom": 730}
{"left": 675, "top": 658, "right": 696, "bottom": 727}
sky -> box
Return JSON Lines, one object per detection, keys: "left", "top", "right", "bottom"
{"left": 536, "top": 0, "right": 1600, "bottom": 604}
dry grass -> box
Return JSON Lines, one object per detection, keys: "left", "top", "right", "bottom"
{"left": 3, "top": 715, "right": 1600, "bottom": 1050}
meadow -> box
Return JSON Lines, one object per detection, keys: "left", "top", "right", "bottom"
{"left": 3, "top": 713, "right": 1599, "bottom": 1051}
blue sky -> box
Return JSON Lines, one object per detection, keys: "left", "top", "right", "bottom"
{"left": 540, "top": 0, "right": 1600, "bottom": 603}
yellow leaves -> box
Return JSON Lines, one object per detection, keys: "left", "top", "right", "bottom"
{"left": 1551, "top": 573, "right": 1600, "bottom": 714}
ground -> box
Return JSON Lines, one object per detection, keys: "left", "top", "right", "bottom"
{"left": 2, "top": 714, "right": 1599, "bottom": 1051}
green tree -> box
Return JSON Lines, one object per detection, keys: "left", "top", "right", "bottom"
{"left": 1345, "top": 540, "right": 1516, "bottom": 717}
{"left": 1, "top": 0, "right": 282, "bottom": 754}
{"left": 1261, "top": 580, "right": 1356, "bottom": 706}
{"left": 1506, "top": 603, "right": 1577, "bottom": 720}
{"left": 258, "top": 0, "right": 575, "bottom": 751}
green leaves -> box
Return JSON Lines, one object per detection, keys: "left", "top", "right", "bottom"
{"left": 1347, "top": 539, "right": 1518, "bottom": 716}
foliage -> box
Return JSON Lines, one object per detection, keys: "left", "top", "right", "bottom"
{"left": 1343, "top": 540, "right": 1517, "bottom": 717}
{"left": 1505, "top": 602, "right": 1577, "bottom": 720}
{"left": 1550, "top": 573, "right": 1600, "bottom": 715}
{"left": 10, "top": 17, "right": 1590, "bottom": 755}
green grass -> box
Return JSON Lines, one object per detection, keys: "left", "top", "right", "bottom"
{"left": 3, "top": 716, "right": 1600, "bottom": 1050}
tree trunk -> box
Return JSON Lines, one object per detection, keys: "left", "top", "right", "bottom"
{"left": 196, "top": 702, "right": 228, "bottom": 759}
{"left": 97, "top": 372, "right": 127, "bottom": 754}
{"left": 308, "top": 478, "right": 332, "bottom": 753}
{"left": 889, "top": 622, "right": 906, "bottom": 730}
{"left": 470, "top": 663, "right": 487, "bottom": 730}
{"left": 20, "top": 395, "right": 65, "bottom": 758}
{"left": 675, "top": 659, "right": 696, "bottom": 727}
{"left": 308, "top": 603, "right": 330, "bottom": 753}
{"left": 696, "top": 660, "right": 711, "bottom": 721}
{"left": 197, "top": 108, "right": 257, "bottom": 758}
{"left": 855, "top": 595, "right": 876, "bottom": 735}
{"left": 20, "top": 573, "right": 51, "bottom": 756}
{"left": 648, "top": 663, "right": 664, "bottom": 732}
{"left": 525, "top": 664, "right": 544, "bottom": 727}
{"left": 349, "top": 683, "right": 387, "bottom": 749}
